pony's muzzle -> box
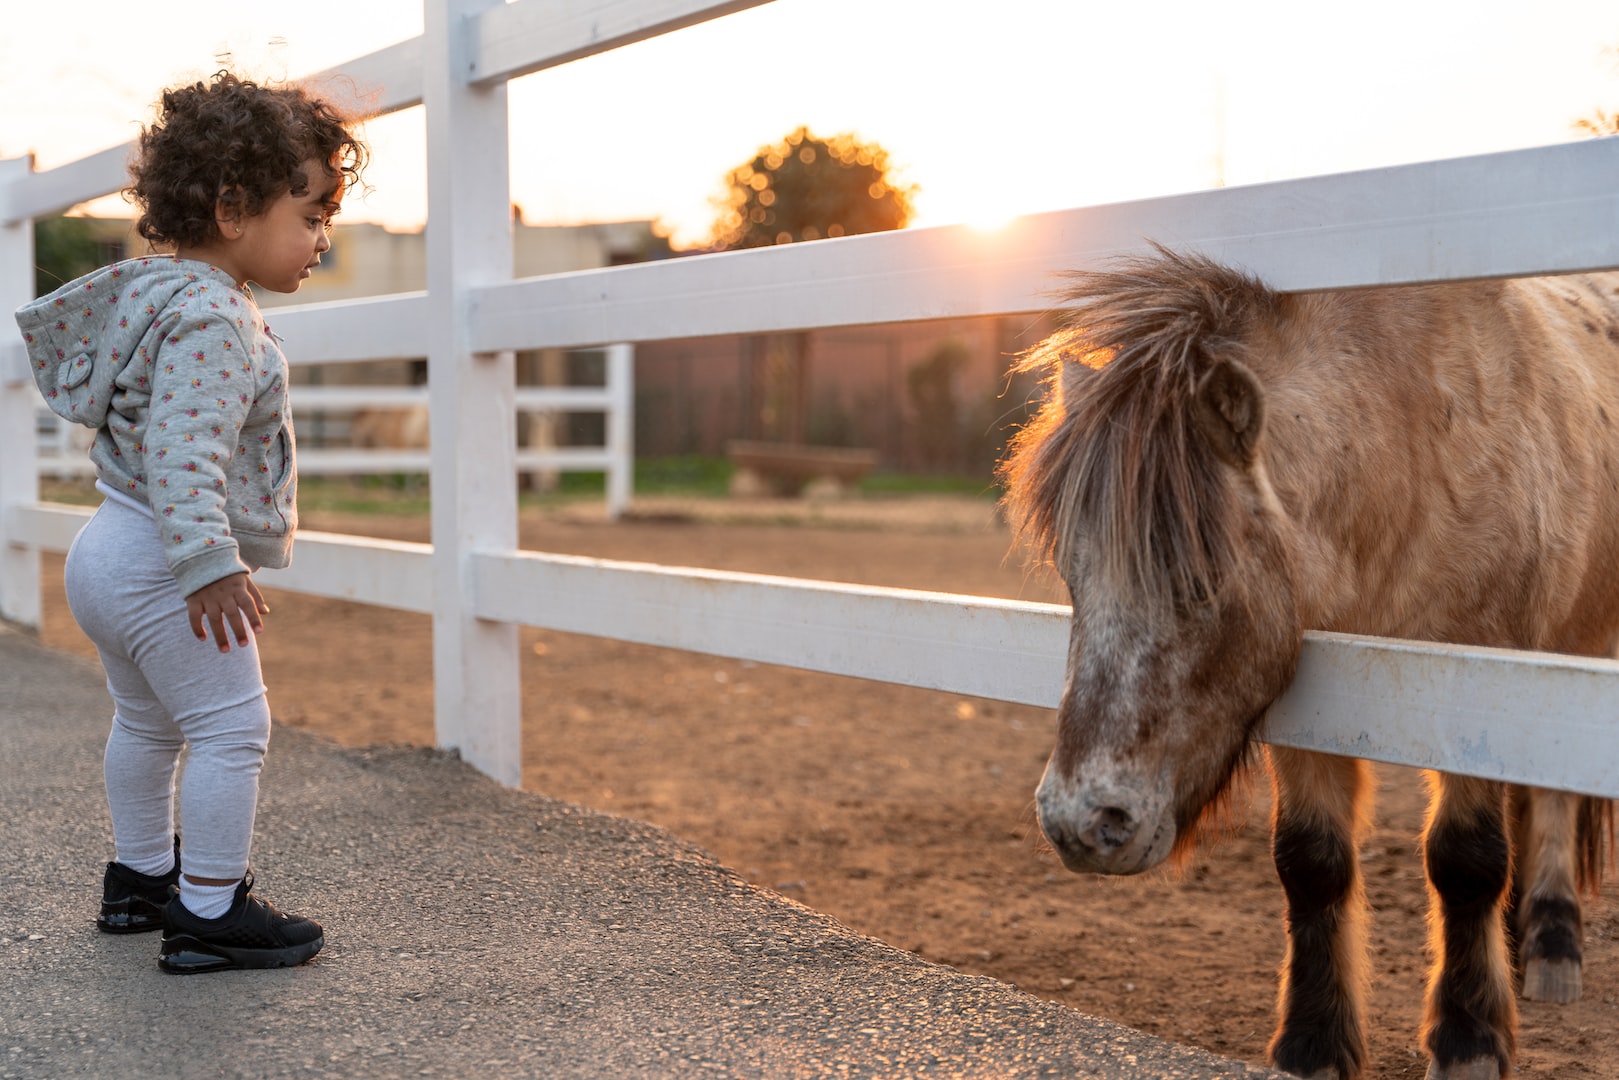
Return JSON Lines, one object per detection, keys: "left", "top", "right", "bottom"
{"left": 1082, "top": 805, "right": 1138, "bottom": 852}
{"left": 1036, "top": 768, "right": 1174, "bottom": 875}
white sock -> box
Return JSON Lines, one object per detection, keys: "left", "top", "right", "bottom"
{"left": 180, "top": 878, "right": 239, "bottom": 920}
{"left": 122, "top": 850, "right": 176, "bottom": 878}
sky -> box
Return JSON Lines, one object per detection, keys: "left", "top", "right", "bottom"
{"left": 1, "top": 0, "right": 1616, "bottom": 249}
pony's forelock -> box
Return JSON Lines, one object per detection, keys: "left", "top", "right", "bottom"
{"left": 999, "top": 249, "right": 1280, "bottom": 611}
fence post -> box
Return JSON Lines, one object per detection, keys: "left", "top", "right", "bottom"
{"left": 422, "top": 0, "right": 523, "bottom": 785}
{"left": 605, "top": 343, "right": 634, "bottom": 520}
{"left": 0, "top": 156, "right": 40, "bottom": 631}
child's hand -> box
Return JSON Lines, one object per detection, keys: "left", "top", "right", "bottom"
{"left": 186, "top": 573, "right": 270, "bottom": 652}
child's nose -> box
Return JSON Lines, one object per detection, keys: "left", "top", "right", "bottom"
{"left": 316, "top": 230, "right": 332, "bottom": 253}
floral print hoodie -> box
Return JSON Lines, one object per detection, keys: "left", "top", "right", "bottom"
{"left": 15, "top": 256, "right": 296, "bottom": 596}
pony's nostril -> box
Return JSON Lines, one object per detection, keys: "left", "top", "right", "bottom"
{"left": 1086, "top": 806, "right": 1138, "bottom": 852}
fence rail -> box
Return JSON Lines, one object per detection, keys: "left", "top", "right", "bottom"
{"left": 4, "top": 0, "right": 1619, "bottom": 793}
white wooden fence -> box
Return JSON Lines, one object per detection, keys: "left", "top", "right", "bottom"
{"left": 4, "top": 0, "right": 1619, "bottom": 793}
{"left": 34, "top": 355, "right": 637, "bottom": 520}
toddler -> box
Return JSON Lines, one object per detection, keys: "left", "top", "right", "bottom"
{"left": 14, "top": 71, "right": 366, "bottom": 973}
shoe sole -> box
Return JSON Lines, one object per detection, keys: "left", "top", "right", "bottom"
{"left": 98, "top": 897, "right": 171, "bottom": 934}
{"left": 97, "top": 914, "right": 166, "bottom": 934}
{"left": 99, "top": 881, "right": 178, "bottom": 935}
{"left": 157, "top": 934, "right": 324, "bottom": 974}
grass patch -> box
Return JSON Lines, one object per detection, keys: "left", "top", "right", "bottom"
{"left": 43, "top": 457, "right": 1000, "bottom": 515}
{"left": 859, "top": 471, "right": 1001, "bottom": 500}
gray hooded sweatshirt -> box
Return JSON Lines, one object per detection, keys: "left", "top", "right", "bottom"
{"left": 15, "top": 256, "right": 297, "bottom": 596}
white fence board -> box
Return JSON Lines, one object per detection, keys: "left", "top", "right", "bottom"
{"left": 255, "top": 531, "right": 434, "bottom": 612}
{"left": 470, "top": 0, "right": 776, "bottom": 86}
{"left": 294, "top": 385, "right": 618, "bottom": 411}
{"left": 308, "top": 38, "right": 427, "bottom": 118}
{"left": 5, "top": 503, "right": 91, "bottom": 553}
{"left": 295, "top": 447, "right": 616, "bottom": 474}
{"left": 0, "top": 145, "right": 130, "bottom": 226}
{"left": 13, "top": 498, "right": 1619, "bottom": 798}
{"left": 0, "top": 39, "right": 423, "bottom": 228}
{"left": 468, "top": 137, "right": 1619, "bottom": 351}
{"left": 462, "top": 548, "right": 1619, "bottom": 799}
{"left": 1267, "top": 634, "right": 1619, "bottom": 798}
{"left": 471, "top": 548, "right": 1072, "bottom": 705}
{"left": 266, "top": 293, "right": 431, "bottom": 366}
{"left": 6, "top": 503, "right": 432, "bottom": 613}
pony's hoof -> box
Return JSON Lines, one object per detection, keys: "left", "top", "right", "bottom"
{"left": 1522, "top": 956, "right": 1582, "bottom": 1003}
{"left": 1425, "top": 1059, "right": 1500, "bottom": 1080}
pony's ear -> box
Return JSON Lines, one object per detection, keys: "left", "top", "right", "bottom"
{"left": 1192, "top": 357, "right": 1266, "bottom": 467}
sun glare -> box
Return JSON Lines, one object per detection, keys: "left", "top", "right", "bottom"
{"left": 914, "top": 186, "right": 1022, "bottom": 235}
{"left": 962, "top": 209, "right": 1017, "bottom": 233}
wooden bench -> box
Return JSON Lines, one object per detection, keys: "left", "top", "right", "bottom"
{"left": 725, "top": 441, "right": 879, "bottom": 498}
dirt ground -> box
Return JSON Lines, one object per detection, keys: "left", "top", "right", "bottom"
{"left": 35, "top": 494, "right": 1619, "bottom": 1078}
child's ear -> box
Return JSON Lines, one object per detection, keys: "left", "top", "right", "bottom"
{"left": 213, "top": 189, "right": 246, "bottom": 241}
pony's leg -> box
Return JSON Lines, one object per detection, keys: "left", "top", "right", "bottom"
{"left": 1510, "top": 784, "right": 1584, "bottom": 1003}
{"left": 1265, "top": 747, "right": 1371, "bottom": 1080}
{"left": 1421, "top": 772, "right": 1515, "bottom": 1080}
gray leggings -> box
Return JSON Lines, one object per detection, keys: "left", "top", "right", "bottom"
{"left": 64, "top": 499, "right": 271, "bottom": 882}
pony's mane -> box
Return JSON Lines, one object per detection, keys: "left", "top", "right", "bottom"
{"left": 999, "top": 249, "right": 1281, "bottom": 609}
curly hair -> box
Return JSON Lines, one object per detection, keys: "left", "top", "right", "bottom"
{"left": 128, "top": 71, "right": 368, "bottom": 249}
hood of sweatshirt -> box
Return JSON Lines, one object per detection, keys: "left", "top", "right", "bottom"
{"left": 16, "top": 257, "right": 243, "bottom": 428}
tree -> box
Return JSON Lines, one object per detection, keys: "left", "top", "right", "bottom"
{"left": 34, "top": 216, "right": 103, "bottom": 297}
{"left": 710, "top": 127, "right": 917, "bottom": 250}
{"left": 712, "top": 128, "right": 918, "bottom": 448}
{"left": 1574, "top": 109, "right": 1619, "bottom": 136}
{"left": 1575, "top": 44, "right": 1619, "bottom": 135}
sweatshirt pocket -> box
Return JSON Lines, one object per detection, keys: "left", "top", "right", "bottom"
{"left": 269, "top": 425, "right": 293, "bottom": 490}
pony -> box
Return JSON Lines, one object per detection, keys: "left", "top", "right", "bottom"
{"left": 998, "top": 248, "right": 1619, "bottom": 1080}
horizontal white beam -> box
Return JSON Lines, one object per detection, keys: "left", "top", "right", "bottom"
{"left": 471, "top": 548, "right": 1071, "bottom": 706}
{"left": 469, "top": 0, "right": 775, "bottom": 86}
{"left": 1267, "top": 634, "right": 1619, "bottom": 799}
{"left": 512, "top": 448, "right": 615, "bottom": 470}
{"left": 255, "top": 530, "right": 433, "bottom": 612}
{"left": 0, "top": 40, "right": 424, "bottom": 226}
{"left": 307, "top": 37, "right": 426, "bottom": 118}
{"left": 2, "top": 506, "right": 435, "bottom": 612}
{"left": 294, "top": 450, "right": 434, "bottom": 474}
{"left": 267, "top": 293, "right": 430, "bottom": 365}
{"left": 295, "top": 447, "right": 613, "bottom": 474}
{"left": 0, "top": 145, "right": 131, "bottom": 225}
{"left": 13, "top": 498, "right": 1619, "bottom": 797}
{"left": 294, "top": 386, "right": 615, "bottom": 411}
{"left": 470, "top": 548, "right": 1619, "bottom": 798}
{"left": 467, "top": 137, "right": 1619, "bottom": 351}
{"left": 36, "top": 458, "right": 94, "bottom": 479}
{"left": 295, "top": 387, "right": 431, "bottom": 409}
{"left": 513, "top": 387, "right": 614, "bottom": 411}
{"left": 5, "top": 503, "right": 92, "bottom": 552}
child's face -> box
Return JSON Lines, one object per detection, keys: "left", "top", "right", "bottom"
{"left": 228, "top": 159, "right": 342, "bottom": 293}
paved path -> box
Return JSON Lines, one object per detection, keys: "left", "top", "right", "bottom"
{"left": 0, "top": 627, "right": 1286, "bottom": 1079}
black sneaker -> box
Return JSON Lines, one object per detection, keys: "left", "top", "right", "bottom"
{"left": 158, "top": 873, "right": 324, "bottom": 974}
{"left": 98, "top": 841, "right": 180, "bottom": 934}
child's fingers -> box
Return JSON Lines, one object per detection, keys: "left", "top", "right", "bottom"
{"left": 245, "top": 577, "right": 270, "bottom": 617}
{"left": 188, "top": 598, "right": 208, "bottom": 642}
{"left": 187, "top": 575, "right": 261, "bottom": 650}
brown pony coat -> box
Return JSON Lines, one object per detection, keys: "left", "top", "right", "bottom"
{"left": 1005, "top": 254, "right": 1619, "bottom": 654}
{"left": 1000, "top": 250, "right": 1619, "bottom": 1078}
